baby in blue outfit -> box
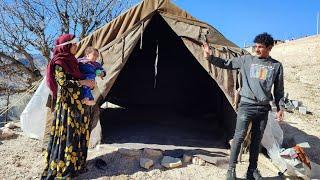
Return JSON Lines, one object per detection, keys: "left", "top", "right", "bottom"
{"left": 78, "top": 47, "right": 105, "bottom": 105}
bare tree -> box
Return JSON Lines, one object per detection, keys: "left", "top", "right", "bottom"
{"left": 53, "top": 0, "right": 131, "bottom": 39}
{"left": 0, "top": 0, "right": 132, "bottom": 84}
{"left": 0, "top": 0, "right": 54, "bottom": 67}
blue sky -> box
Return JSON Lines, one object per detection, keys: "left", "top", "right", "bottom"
{"left": 171, "top": 0, "right": 320, "bottom": 47}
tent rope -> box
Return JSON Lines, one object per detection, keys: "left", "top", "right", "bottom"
{"left": 140, "top": 21, "right": 144, "bottom": 50}
{"left": 0, "top": 77, "right": 43, "bottom": 119}
{"left": 121, "top": 37, "right": 125, "bottom": 63}
{"left": 154, "top": 40, "right": 159, "bottom": 89}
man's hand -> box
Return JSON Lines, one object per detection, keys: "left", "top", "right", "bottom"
{"left": 276, "top": 110, "right": 284, "bottom": 121}
{"left": 202, "top": 42, "right": 212, "bottom": 59}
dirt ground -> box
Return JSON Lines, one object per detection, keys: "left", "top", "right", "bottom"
{"left": 1, "top": 117, "right": 317, "bottom": 180}
{"left": 1, "top": 36, "right": 320, "bottom": 180}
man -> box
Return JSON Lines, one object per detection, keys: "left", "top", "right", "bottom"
{"left": 202, "top": 32, "right": 284, "bottom": 180}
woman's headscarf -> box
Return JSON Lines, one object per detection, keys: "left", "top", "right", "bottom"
{"left": 46, "top": 34, "right": 84, "bottom": 98}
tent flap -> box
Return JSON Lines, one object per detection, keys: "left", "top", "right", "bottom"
{"left": 94, "top": 19, "right": 151, "bottom": 101}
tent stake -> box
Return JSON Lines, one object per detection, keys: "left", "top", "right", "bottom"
{"left": 5, "top": 88, "right": 10, "bottom": 124}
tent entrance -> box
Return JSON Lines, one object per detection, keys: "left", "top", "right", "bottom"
{"left": 100, "top": 14, "right": 236, "bottom": 149}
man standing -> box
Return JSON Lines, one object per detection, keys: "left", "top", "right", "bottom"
{"left": 202, "top": 33, "right": 284, "bottom": 180}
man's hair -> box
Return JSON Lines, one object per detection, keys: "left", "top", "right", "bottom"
{"left": 253, "top": 32, "right": 274, "bottom": 47}
{"left": 85, "top": 46, "right": 98, "bottom": 55}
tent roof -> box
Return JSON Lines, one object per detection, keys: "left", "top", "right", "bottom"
{"left": 76, "top": 0, "right": 237, "bottom": 57}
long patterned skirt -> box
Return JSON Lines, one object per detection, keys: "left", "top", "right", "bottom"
{"left": 42, "top": 66, "right": 91, "bottom": 179}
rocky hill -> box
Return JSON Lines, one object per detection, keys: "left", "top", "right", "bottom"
{"left": 270, "top": 35, "right": 320, "bottom": 120}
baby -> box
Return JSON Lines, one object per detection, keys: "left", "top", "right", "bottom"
{"left": 78, "top": 47, "right": 105, "bottom": 105}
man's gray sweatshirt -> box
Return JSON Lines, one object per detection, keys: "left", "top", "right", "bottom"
{"left": 209, "top": 55, "right": 284, "bottom": 111}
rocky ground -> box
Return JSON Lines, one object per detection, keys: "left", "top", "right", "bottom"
{"left": 1, "top": 118, "right": 318, "bottom": 180}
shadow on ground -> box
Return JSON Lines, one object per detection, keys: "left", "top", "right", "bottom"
{"left": 281, "top": 122, "right": 320, "bottom": 164}
{"left": 75, "top": 148, "right": 229, "bottom": 179}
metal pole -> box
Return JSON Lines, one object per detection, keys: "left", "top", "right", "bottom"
{"left": 5, "top": 89, "right": 10, "bottom": 123}
{"left": 317, "top": 12, "right": 319, "bottom": 35}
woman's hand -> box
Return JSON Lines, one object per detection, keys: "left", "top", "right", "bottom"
{"left": 79, "top": 80, "right": 95, "bottom": 89}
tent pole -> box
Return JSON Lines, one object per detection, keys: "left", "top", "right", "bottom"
{"left": 317, "top": 12, "right": 319, "bottom": 35}
{"left": 154, "top": 40, "right": 159, "bottom": 89}
{"left": 140, "top": 21, "right": 144, "bottom": 49}
{"left": 121, "top": 37, "right": 125, "bottom": 63}
{"left": 5, "top": 88, "right": 10, "bottom": 123}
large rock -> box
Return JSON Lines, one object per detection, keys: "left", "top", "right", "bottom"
{"left": 4, "top": 122, "right": 18, "bottom": 129}
{"left": 192, "top": 157, "right": 206, "bottom": 166}
{"left": 140, "top": 158, "right": 153, "bottom": 169}
{"left": 161, "top": 156, "right": 182, "bottom": 168}
{"left": 298, "top": 106, "right": 307, "bottom": 114}
{"left": 0, "top": 127, "right": 15, "bottom": 139}
{"left": 183, "top": 154, "right": 192, "bottom": 163}
{"left": 163, "top": 149, "right": 185, "bottom": 158}
{"left": 143, "top": 148, "right": 163, "bottom": 159}
{"left": 118, "top": 148, "right": 141, "bottom": 157}
{"left": 194, "top": 154, "right": 229, "bottom": 166}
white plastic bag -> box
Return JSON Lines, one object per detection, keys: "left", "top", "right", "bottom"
{"left": 20, "top": 78, "right": 49, "bottom": 139}
{"left": 261, "top": 111, "right": 287, "bottom": 171}
{"left": 262, "top": 112, "right": 283, "bottom": 148}
{"left": 262, "top": 111, "right": 312, "bottom": 180}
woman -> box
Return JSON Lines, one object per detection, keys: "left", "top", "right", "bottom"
{"left": 42, "top": 34, "right": 95, "bottom": 179}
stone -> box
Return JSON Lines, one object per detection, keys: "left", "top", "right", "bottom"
{"left": 291, "top": 100, "right": 301, "bottom": 109}
{"left": 118, "top": 148, "right": 141, "bottom": 157}
{"left": 0, "top": 127, "right": 15, "bottom": 139}
{"left": 140, "top": 158, "right": 153, "bottom": 169}
{"left": 195, "top": 154, "right": 229, "bottom": 166}
{"left": 4, "top": 122, "right": 17, "bottom": 129}
{"left": 143, "top": 148, "right": 163, "bottom": 158}
{"left": 298, "top": 106, "right": 307, "bottom": 114}
{"left": 161, "top": 156, "right": 182, "bottom": 168}
{"left": 183, "top": 154, "right": 192, "bottom": 163}
{"left": 163, "top": 149, "right": 185, "bottom": 158}
{"left": 192, "top": 157, "right": 206, "bottom": 166}
{"left": 285, "top": 101, "right": 295, "bottom": 111}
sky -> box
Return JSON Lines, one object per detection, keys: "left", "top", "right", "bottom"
{"left": 170, "top": 0, "right": 320, "bottom": 47}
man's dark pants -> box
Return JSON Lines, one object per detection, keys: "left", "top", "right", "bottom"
{"left": 229, "top": 101, "right": 271, "bottom": 170}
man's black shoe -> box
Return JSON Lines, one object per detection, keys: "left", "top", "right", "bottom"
{"left": 246, "top": 169, "right": 263, "bottom": 180}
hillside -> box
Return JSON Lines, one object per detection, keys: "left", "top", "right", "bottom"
{"left": 271, "top": 35, "right": 320, "bottom": 120}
